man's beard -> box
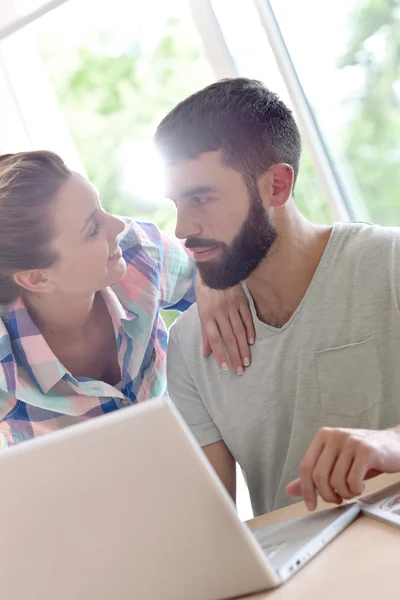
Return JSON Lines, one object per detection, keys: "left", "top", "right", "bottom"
{"left": 187, "top": 186, "right": 278, "bottom": 290}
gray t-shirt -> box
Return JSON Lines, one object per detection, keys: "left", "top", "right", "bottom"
{"left": 167, "top": 222, "right": 400, "bottom": 516}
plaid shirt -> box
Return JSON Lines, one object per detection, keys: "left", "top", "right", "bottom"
{"left": 0, "top": 218, "right": 195, "bottom": 449}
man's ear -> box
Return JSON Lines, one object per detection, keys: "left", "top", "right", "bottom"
{"left": 260, "top": 163, "right": 294, "bottom": 209}
{"left": 13, "top": 269, "right": 55, "bottom": 295}
{"left": 271, "top": 163, "right": 294, "bottom": 208}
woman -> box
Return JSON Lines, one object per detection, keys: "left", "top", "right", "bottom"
{"left": 0, "top": 151, "right": 253, "bottom": 448}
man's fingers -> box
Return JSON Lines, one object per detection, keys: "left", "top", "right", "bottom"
{"left": 329, "top": 447, "right": 354, "bottom": 499}
{"left": 286, "top": 478, "right": 302, "bottom": 497}
{"left": 310, "top": 447, "right": 343, "bottom": 505}
{"left": 364, "top": 468, "right": 383, "bottom": 480}
{"left": 298, "top": 433, "right": 326, "bottom": 510}
{"left": 347, "top": 451, "right": 375, "bottom": 496}
{"left": 288, "top": 428, "right": 394, "bottom": 510}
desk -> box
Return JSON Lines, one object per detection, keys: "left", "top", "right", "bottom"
{"left": 240, "top": 473, "right": 400, "bottom": 599}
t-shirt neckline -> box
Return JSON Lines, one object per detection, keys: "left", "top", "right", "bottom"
{"left": 243, "top": 223, "right": 340, "bottom": 333}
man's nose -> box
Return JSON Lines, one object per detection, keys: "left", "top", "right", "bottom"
{"left": 174, "top": 205, "right": 201, "bottom": 241}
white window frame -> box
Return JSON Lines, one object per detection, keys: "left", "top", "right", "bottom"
{"left": 252, "top": 0, "right": 363, "bottom": 222}
{"left": 191, "top": 0, "right": 366, "bottom": 222}
{"left": 0, "top": 0, "right": 70, "bottom": 41}
{"left": 0, "top": 0, "right": 84, "bottom": 170}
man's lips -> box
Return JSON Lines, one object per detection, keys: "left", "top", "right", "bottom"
{"left": 189, "top": 246, "right": 219, "bottom": 261}
{"left": 190, "top": 246, "right": 217, "bottom": 253}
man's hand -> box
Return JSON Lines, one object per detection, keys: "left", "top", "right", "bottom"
{"left": 195, "top": 276, "right": 255, "bottom": 375}
{"left": 286, "top": 426, "right": 400, "bottom": 510}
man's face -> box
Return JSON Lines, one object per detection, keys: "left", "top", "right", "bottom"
{"left": 165, "top": 151, "right": 277, "bottom": 289}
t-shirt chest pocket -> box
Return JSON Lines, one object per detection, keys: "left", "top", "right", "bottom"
{"left": 316, "top": 337, "right": 382, "bottom": 417}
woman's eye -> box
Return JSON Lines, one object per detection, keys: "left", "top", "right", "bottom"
{"left": 89, "top": 221, "right": 100, "bottom": 238}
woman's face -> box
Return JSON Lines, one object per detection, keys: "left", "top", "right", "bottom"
{"left": 44, "top": 172, "right": 127, "bottom": 297}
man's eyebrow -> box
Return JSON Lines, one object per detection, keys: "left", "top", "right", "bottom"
{"left": 80, "top": 209, "right": 97, "bottom": 234}
{"left": 169, "top": 185, "right": 219, "bottom": 199}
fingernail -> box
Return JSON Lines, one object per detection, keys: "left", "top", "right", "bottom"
{"left": 243, "top": 357, "right": 250, "bottom": 367}
{"left": 306, "top": 500, "right": 316, "bottom": 511}
{"left": 222, "top": 363, "right": 229, "bottom": 371}
{"left": 249, "top": 338, "right": 255, "bottom": 345}
{"left": 237, "top": 367, "right": 244, "bottom": 376}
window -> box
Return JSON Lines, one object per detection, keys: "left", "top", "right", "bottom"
{"left": 1, "top": 0, "right": 215, "bottom": 234}
{"left": 211, "top": 0, "right": 336, "bottom": 225}
{"left": 267, "top": 0, "right": 400, "bottom": 225}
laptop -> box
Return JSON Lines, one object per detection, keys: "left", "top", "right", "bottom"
{"left": 0, "top": 397, "right": 360, "bottom": 600}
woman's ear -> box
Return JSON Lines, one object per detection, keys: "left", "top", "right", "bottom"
{"left": 13, "top": 269, "right": 55, "bottom": 295}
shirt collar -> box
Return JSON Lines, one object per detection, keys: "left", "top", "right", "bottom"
{"left": 101, "top": 286, "right": 137, "bottom": 327}
{"left": 0, "top": 289, "right": 137, "bottom": 397}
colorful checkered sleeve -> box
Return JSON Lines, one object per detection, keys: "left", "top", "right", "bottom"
{"left": 129, "top": 220, "right": 196, "bottom": 312}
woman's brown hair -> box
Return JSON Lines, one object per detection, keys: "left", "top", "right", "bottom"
{"left": 0, "top": 150, "right": 71, "bottom": 305}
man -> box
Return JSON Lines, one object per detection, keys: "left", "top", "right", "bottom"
{"left": 155, "top": 77, "right": 400, "bottom": 517}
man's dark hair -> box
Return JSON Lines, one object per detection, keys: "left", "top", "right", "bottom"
{"left": 155, "top": 77, "right": 302, "bottom": 189}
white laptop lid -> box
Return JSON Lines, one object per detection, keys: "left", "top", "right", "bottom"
{"left": 0, "top": 398, "right": 278, "bottom": 600}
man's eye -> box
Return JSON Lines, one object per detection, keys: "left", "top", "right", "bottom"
{"left": 193, "top": 196, "right": 209, "bottom": 206}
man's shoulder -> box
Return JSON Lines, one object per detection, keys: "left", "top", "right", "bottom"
{"left": 338, "top": 221, "right": 400, "bottom": 264}
{"left": 169, "top": 304, "right": 202, "bottom": 346}
{"left": 167, "top": 303, "right": 225, "bottom": 398}
{"left": 342, "top": 221, "right": 400, "bottom": 247}
{"left": 168, "top": 304, "right": 210, "bottom": 368}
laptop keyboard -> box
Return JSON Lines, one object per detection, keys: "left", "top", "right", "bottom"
{"left": 260, "top": 543, "right": 282, "bottom": 558}
{"left": 252, "top": 527, "right": 287, "bottom": 557}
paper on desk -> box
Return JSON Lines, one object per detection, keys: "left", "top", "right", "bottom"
{"left": 358, "top": 481, "right": 400, "bottom": 528}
